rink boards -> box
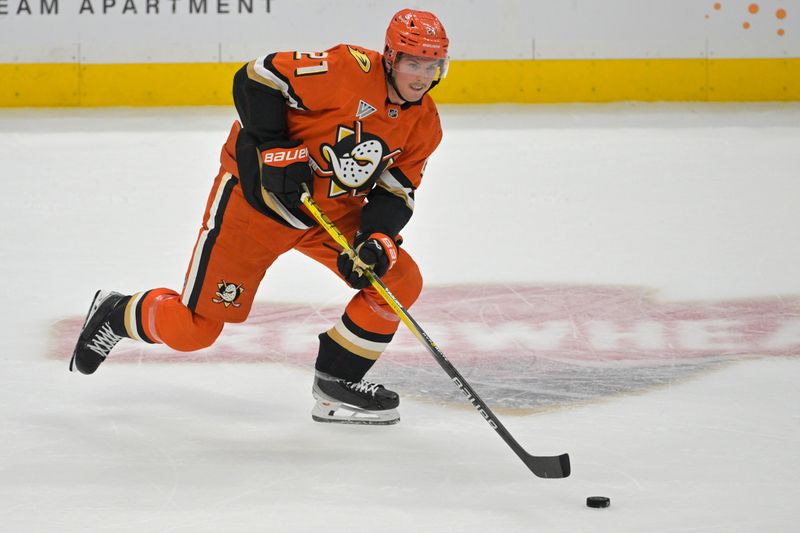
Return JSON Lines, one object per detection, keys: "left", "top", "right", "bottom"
{"left": 1, "top": 0, "right": 798, "bottom": 105}
{"left": 2, "top": 57, "right": 800, "bottom": 106}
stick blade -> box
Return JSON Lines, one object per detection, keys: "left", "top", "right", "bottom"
{"left": 524, "top": 452, "right": 571, "bottom": 479}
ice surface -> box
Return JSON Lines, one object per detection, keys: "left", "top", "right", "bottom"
{"left": 1, "top": 104, "right": 799, "bottom": 532}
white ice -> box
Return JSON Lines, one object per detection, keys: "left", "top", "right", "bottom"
{"left": 1, "top": 104, "right": 799, "bottom": 532}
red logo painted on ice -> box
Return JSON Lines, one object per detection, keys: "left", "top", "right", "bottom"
{"left": 51, "top": 284, "right": 800, "bottom": 409}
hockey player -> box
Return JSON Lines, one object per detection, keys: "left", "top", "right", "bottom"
{"left": 69, "top": 9, "right": 449, "bottom": 425}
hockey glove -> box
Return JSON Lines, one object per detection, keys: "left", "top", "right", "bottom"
{"left": 337, "top": 232, "right": 399, "bottom": 289}
{"left": 260, "top": 139, "right": 313, "bottom": 208}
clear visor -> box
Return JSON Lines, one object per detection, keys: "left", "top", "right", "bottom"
{"left": 393, "top": 54, "right": 450, "bottom": 80}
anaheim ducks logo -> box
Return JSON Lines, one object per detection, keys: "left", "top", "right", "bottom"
{"left": 309, "top": 120, "right": 402, "bottom": 198}
{"left": 212, "top": 281, "right": 244, "bottom": 308}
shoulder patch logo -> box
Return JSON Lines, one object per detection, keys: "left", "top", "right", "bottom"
{"left": 356, "top": 100, "right": 377, "bottom": 119}
{"left": 347, "top": 46, "right": 371, "bottom": 73}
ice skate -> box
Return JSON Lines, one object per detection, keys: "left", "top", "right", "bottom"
{"left": 312, "top": 371, "right": 400, "bottom": 425}
{"left": 69, "top": 290, "right": 127, "bottom": 375}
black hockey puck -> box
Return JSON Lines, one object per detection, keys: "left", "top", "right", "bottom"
{"left": 586, "top": 496, "right": 611, "bottom": 508}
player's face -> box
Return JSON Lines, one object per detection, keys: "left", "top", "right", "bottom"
{"left": 390, "top": 55, "right": 447, "bottom": 102}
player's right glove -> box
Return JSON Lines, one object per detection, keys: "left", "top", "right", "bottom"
{"left": 259, "top": 139, "right": 313, "bottom": 208}
{"left": 337, "top": 232, "right": 399, "bottom": 289}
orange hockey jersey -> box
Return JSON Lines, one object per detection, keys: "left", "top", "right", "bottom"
{"left": 222, "top": 44, "right": 443, "bottom": 236}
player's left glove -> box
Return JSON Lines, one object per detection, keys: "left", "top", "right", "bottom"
{"left": 337, "top": 232, "right": 399, "bottom": 289}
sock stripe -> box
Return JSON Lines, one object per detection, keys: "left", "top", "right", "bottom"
{"left": 124, "top": 292, "right": 146, "bottom": 342}
{"left": 123, "top": 291, "right": 156, "bottom": 344}
{"left": 134, "top": 292, "right": 156, "bottom": 344}
{"left": 341, "top": 313, "right": 395, "bottom": 344}
{"left": 327, "top": 327, "right": 382, "bottom": 361}
{"left": 329, "top": 317, "right": 391, "bottom": 360}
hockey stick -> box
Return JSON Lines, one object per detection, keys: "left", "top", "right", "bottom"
{"left": 300, "top": 189, "right": 570, "bottom": 479}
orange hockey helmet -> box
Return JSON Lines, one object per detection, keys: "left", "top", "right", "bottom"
{"left": 384, "top": 9, "right": 450, "bottom": 80}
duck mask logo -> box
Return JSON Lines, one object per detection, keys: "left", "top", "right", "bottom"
{"left": 309, "top": 120, "right": 402, "bottom": 198}
{"left": 212, "top": 281, "right": 244, "bottom": 308}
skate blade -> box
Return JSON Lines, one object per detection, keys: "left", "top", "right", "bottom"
{"left": 311, "top": 400, "right": 399, "bottom": 426}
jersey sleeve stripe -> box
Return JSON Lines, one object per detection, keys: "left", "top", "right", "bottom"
{"left": 377, "top": 168, "right": 415, "bottom": 211}
{"left": 386, "top": 167, "right": 415, "bottom": 189}
{"left": 252, "top": 54, "right": 308, "bottom": 111}
{"left": 246, "top": 60, "right": 281, "bottom": 91}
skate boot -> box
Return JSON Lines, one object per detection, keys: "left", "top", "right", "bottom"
{"left": 312, "top": 370, "right": 400, "bottom": 425}
{"left": 69, "top": 290, "right": 127, "bottom": 375}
